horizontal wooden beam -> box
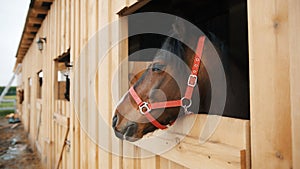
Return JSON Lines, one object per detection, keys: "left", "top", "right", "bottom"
{"left": 17, "top": 54, "right": 25, "bottom": 59}
{"left": 21, "top": 46, "right": 29, "bottom": 50}
{"left": 20, "top": 42, "right": 31, "bottom": 47}
{"left": 18, "top": 52, "right": 27, "bottom": 56}
{"left": 28, "top": 17, "right": 43, "bottom": 24}
{"left": 161, "top": 137, "right": 244, "bottom": 169}
{"left": 118, "top": 0, "right": 151, "bottom": 16}
{"left": 35, "top": 0, "right": 54, "bottom": 2}
{"left": 17, "top": 56, "right": 25, "bottom": 60}
{"left": 21, "top": 39, "right": 33, "bottom": 44}
{"left": 132, "top": 114, "right": 250, "bottom": 169}
{"left": 19, "top": 49, "right": 29, "bottom": 54}
{"left": 23, "top": 33, "right": 36, "bottom": 39}
{"left": 32, "top": 8, "right": 49, "bottom": 15}
{"left": 17, "top": 48, "right": 26, "bottom": 52}
{"left": 19, "top": 47, "right": 28, "bottom": 51}
{"left": 17, "top": 51, "right": 24, "bottom": 55}
{"left": 20, "top": 44, "right": 30, "bottom": 49}
{"left": 25, "top": 26, "right": 39, "bottom": 33}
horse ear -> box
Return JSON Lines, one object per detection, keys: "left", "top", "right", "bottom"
{"left": 172, "top": 17, "right": 186, "bottom": 40}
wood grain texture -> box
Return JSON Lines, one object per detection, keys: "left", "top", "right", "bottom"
{"left": 288, "top": 0, "right": 300, "bottom": 168}
{"left": 248, "top": 0, "right": 292, "bottom": 168}
{"left": 132, "top": 114, "right": 249, "bottom": 169}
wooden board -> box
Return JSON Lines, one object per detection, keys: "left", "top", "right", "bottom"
{"left": 133, "top": 114, "right": 250, "bottom": 169}
{"left": 248, "top": 0, "right": 293, "bottom": 168}
{"left": 288, "top": 0, "right": 300, "bottom": 168}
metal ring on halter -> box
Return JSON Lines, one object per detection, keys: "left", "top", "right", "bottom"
{"left": 139, "top": 102, "right": 151, "bottom": 115}
{"left": 181, "top": 97, "right": 192, "bottom": 110}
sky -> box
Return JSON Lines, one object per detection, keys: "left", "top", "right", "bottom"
{"left": 0, "top": 0, "right": 30, "bottom": 86}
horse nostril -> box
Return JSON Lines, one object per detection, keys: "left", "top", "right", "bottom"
{"left": 112, "top": 114, "right": 118, "bottom": 128}
{"left": 124, "top": 122, "right": 137, "bottom": 137}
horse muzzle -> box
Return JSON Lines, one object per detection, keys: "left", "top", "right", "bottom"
{"left": 112, "top": 114, "right": 140, "bottom": 142}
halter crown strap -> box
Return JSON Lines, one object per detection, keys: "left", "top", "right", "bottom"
{"left": 128, "top": 36, "right": 205, "bottom": 130}
{"left": 184, "top": 36, "right": 205, "bottom": 99}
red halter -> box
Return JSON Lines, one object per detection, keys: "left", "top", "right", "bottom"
{"left": 129, "top": 36, "right": 205, "bottom": 130}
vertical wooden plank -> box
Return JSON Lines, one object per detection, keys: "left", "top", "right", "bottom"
{"left": 107, "top": 3, "right": 113, "bottom": 169}
{"left": 140, "top": 150, "right": 159, "bottom": 169}
{"left": 95, "top": 29, "right": 102, "bottom": 169}
{"left": 56, "top": 0, "right": 61, "bottom": 57}
{"left": 159, "top": 157, "right": 169, "bottom": 169}
{"left": 29, "top": 74, "right": 33, "bottom": 142}
{"left": 66, "top": 101, "right": 71, "bottom": 169}
{"left": 63, "top": 102, "right": 67, "bottom": 169}
{"left": 73, "top": 0, "right": 81, "bottom": 168}
{"left": 46, "top": 7, "right": 53, "bottom": 168}
{"left": 24, "top": 75, "right": 28, "bottom": 131}
{"left": 248, "top": 0, "right": 292, "bottom": 168}
{"left": 79, "top": 0, "right": 88, "bottom": 169}
{"left": 123, "top": 142, "right": 136, "bottom": 169}
{"left": 65, "top": 0, "right": 70, "bottom": 50}
{"left": 111, "top": 0, "right": 135, "bottom": 169}
{"left": 69, "top": 0, "right": 75, "bottom": 168}
{"left": 52, "top": 13, "right": 59, "bottom": 165}
{"left": 39, "top": 17, "right": 47, "bottom": 166}
{"left": 97, "top": 0, "right": 111, "bottom": 168}
{"left": 62, "top": 101, "right": 67, "bottom": 169}
{"left": 80, "top": 0, "right": 88, "bottom": 46}
{"left": 93, "top": 1, "right": 100, "bottom": 168}
{"left": 88, "top": 0, "right": 98, "bottom": 36}
{"left": 48, "top": 3, "right": 56, "bottom": 166}
{"left": 61, "top": 0, "right": 66, "bottom": 53}
{"left": 87, "top": 0, "right": 98, "bottom": 169}
{"left": 288, "top": 0, "right": 300, "bottom": 168}
{"left": 32, "top": 75, "right": 38, "bottom": 149}
{"left": 51, "top": 5, "right": 56, "bottom": 166}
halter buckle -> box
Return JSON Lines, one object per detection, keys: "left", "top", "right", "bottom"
{"left": 139, "top": 102, "right": 151, "bottom": 115}
{"left": 187, "top": 75, "right": 198, "bottom": 87}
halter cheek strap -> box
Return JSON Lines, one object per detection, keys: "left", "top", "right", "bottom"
{"left": 129, "top": 36, "right": 205, "bottom": 130}
{"left": 129, "top": 87, "right": 169, "bottom": 129}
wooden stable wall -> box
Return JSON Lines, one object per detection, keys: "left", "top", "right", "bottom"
{"left": 15, "top": 0, "right": 299, "bottom": 169}
{"left": 70, "top": 0, "right": 250, "bottom": 168}
{"left": 248, "top": 0, "right": 299, "bottom": 169}
{"left": 20, "top": 31, "right": 43, "bottom": 152}
{"left": 19, "top": 0, "right": 72, "bottom": 168}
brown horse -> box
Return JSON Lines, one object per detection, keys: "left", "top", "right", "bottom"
{"left": 112, "top": 23, "right": 249, "bottom": 142}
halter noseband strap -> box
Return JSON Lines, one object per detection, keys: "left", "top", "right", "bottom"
{"left": 129, "top": 36, "right": 205, "bottom": 130}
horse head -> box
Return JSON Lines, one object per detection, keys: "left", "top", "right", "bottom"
{"left": 112, "top": 21, "right": 210, "bottom": 142}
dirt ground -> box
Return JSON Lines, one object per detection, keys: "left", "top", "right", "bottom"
{"left": 0, "top": 117, "right": 42, "bottom": 169}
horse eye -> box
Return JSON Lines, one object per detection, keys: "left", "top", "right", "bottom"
{"left": 152, "top": 67, "right": 161, "bottom": 72}
{"left": 151, "top": 64, "right": 165, "bottom": 72}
